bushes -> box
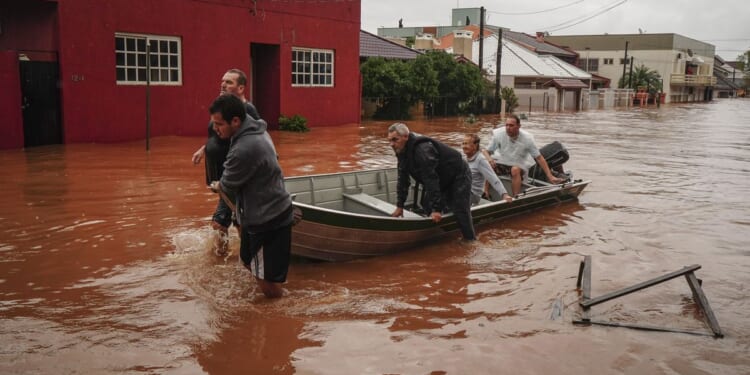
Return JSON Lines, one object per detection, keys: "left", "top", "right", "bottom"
{"left": 360, "top": 51, "right": 485, "bottom": 119}
{"left": 278, "top": 114, "right": 309, "bottom": 132}
{"left": 501, "top": 87, "right": 519, "bottom": 113}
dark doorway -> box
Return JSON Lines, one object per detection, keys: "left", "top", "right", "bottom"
{"left": 20, "top": 60, "right": 62, "bottom": 147}
{"left": 250, "top": 43, "right": 280, "bottom": 129}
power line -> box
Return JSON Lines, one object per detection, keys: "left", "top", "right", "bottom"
{"left": 487, "top": 0, "right": 585, "bottom": 16}
{"left": 540, "top": 0, "right": 628, "bottom": 33}
{"left": 702, "top": 38, "right": 750, "bottom": 42}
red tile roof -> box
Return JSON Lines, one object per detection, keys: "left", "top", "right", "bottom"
{"left": 437, "top": 25, "right": 494, "bottom": 50}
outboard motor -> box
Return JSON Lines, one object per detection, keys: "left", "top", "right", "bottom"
{"left": 529, "top": 141, "right": 570, "bottom": 181}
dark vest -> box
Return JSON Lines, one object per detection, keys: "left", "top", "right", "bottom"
{"left": 401, "top": 134, "right": 465, "bottom": 189}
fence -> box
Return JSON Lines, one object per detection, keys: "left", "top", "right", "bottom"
{"left": 362, "top": 88, "right": 638, "bottom": 119}
{"left": 362, "top": 96, "right": 502, "bottom": 119}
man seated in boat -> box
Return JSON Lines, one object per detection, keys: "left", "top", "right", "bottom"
{"left": 387, "top": 123, "right": 476, "bottom": 241}
{"left": 462, "top": 134, "right": 513, "bottom": 205}
{"left": 483, "top": 114, "right": 564, "bottom": 196}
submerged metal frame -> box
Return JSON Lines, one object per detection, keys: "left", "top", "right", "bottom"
{"left": 573, "top": 256, "right": 723, "bottom": 338}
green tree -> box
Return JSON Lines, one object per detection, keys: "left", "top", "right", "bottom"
{"left": 360, "top": 51, "right": 485, "bottom": 119}
{"left": 619, "top": 64, "right": 662, "bottom": 95}
{"left": 737, "top": 50, "right": 750, "bottom": 91}
{"left": 410, "top": 54, "right": 440, "bottom": 100}
{"left": 501, "top": 87, "right": 519, "bottom": 113}
{"left": 405, "top": 36, "right": 415, "bottom": 48}
{"left": 360, "top": 57, "right": 415, "bottom": 119}
{"left": 422, "top": 51, "right": 485, "bottom": 115}
{"left": 735, "top": 50, "right": 749, "bottom": 71}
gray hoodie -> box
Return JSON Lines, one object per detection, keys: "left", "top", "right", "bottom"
{"left": 219, "top": 116, "right": 292, "bottom": 230}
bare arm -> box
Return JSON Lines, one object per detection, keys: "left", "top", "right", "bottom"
{"left": 481, "top": 148, "right": 496, "bottom": 168}
{"left": 192, "top": 145, "right": 206, "bottom": 165}
{"left": 534, "top": 155, "right": 564, "bottom": 184}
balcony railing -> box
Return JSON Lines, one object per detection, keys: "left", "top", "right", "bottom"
{"left": 670, "top": 74, "right": 717, "bottom": 86}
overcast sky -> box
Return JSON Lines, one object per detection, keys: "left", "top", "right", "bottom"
{"left": 361, "top": 0, "right": 749, "bottom": 60}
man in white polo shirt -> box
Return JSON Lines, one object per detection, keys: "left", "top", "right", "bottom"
{"left": 484, "top": 114, "right": 563, "bottom": 196}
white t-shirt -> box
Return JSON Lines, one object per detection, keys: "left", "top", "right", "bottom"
{"left": 486, "top": 128, "right": 539, "bottom": 170}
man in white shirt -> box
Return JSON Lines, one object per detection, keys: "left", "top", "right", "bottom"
{"left": 484, "top": 114, "right": 563, "bottom": 196}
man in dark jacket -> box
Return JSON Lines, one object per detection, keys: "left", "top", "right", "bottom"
{"left": 192, "top": 69, "right": 262, "bottom": 256}
{"left": 387, "top": 123, "right": 476, "bottom": 241}
{"left": 209, "top": 94, "right": 293, "bottom": 298}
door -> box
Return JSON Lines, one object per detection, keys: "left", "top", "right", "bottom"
{"left": 20, "top": 61, "right": 62, "bottom": 147}
{"left": 250, "top": 43, "right": 280, "bottom": 129}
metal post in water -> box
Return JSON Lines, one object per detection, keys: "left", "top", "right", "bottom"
{"left": 145, "top": 39, "right": 151, "bottom": 151}
{"left": 494, "top": 28, "right": 503, "bottom": 114}
{"left": 621, "top": 41, "right": 629, "bottom": 88}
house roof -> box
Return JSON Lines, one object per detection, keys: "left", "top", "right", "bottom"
{"left": 360, "top": 30, "right": 421, "bottom": 60}
{"left": 714, "top": 73, "right": 740, "bottom": 90}
{"left": 437, "top": 25, "right": 494, "bottom": 50}
{"left": 544, "top": 78, "right": 589, "bottom": 89}
{"left": 500, "top": 37, "right": 591, "bottom": 79}
{"left": 503, "top": 30, "right": 576, "bottom": 58}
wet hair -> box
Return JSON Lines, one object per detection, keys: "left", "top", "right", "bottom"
{"left": 226, "top": 68, "right": 247, "bottom": 86}
{"left": 209, "top": 94, "right": 247, "bottom": 123}
{"left": 467, "top": 133, "right": 480, "bottom": 146}
{"left": 388, "top": 122, "right": 410, "bottom": 136}
{"left": 507, "top": 114, "right": 521, "bottom": 126}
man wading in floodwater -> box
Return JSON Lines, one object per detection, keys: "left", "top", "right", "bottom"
{"left": 208, "top": 94, "right": 293, "bottom": 298}
{"left": 192, "top": 69, "right": 261, "bottom": 256}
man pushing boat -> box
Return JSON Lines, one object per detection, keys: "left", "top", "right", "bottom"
{"left": 387, "top": 123, "right": 476, "bottom": 241}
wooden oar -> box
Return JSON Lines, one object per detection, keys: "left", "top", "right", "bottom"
{"left": 210, "top": 181, "right": 236, "bottom": 212}
{"left": 210, "top": 181, "right": 302, "bottom": 226}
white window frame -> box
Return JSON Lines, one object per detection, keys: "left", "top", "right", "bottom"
{"left": 291, "top": 47, "right": 334, "bottom": 87}
{"left": 115, "top": 33, "right": 182, "bottom": 85}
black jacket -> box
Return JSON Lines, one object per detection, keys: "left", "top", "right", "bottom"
{"left": 396, "top": 133, "right": 465, "bottom": 212}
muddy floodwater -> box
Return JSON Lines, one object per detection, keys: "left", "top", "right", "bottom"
{"left": 1, "top": 99, "right": 749, "bottom": 374}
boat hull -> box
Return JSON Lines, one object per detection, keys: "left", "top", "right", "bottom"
{"left": 286, "top": 167, "right": 588, "bottom": 262}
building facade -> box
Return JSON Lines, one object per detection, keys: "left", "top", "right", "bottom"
{"left": 546, "top": 33, "right": 716, "bottom": 104}
{"left": 0, "top": 0, "right": 361, "bottom": 149}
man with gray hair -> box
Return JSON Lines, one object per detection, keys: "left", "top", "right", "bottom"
{"left": 387, "top": 123, "right": 476, "bottom": 241}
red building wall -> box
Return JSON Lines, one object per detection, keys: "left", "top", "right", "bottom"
{"left": 2, "top": 0, "right": 361, "bottom": 147}
{"left": 0, "top": 51, "right": 23, "bottom": 149}
{"left": 0, "top": 1, "right": 59, "bottom": 149}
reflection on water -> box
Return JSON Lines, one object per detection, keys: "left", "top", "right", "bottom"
{"left": 2, "top": 100, "right": 750, "bottom": 374}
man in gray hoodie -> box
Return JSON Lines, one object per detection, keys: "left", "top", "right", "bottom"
{"left": 209, "top": 94, "right": 293, "bottom": 298}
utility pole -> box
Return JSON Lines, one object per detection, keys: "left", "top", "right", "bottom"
{"left": 621, "top": 41, "right": 629, "bottom": 88}
{"left": 585, "top": 47, "right": 591, "bottom": 90}
{"left": 494, "top": 28, "right": 503, "bottom": 114}
{"left": 628, "top": 56, "right": 635, "bottom": 89}
{"left": 145, "top": 39, "right": 151, "bottom": 151}
{"left": 479, "top": 7, "right": 485, "bottom": 73}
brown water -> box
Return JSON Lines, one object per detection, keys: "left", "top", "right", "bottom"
{"left": 1, "top": 99, "right": 749, "bottom": 374}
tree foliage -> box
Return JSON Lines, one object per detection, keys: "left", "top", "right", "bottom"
{"left": 360, "top": 51, "right": 485, "bottom": 119}
{"left": 736, "top": 50, "right": 749, "bottom": 72}
{"left": 501, "top": 87, "right": 519, "bottom": 113}
{"left": 737, "top": 50, "right": 750, "bottom": 90}
{"left": 619, "top": 64, "right": 662, "bottom": 94}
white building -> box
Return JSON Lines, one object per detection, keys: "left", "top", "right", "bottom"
{"left": 546, "top": 33, "right": 716, "bottom": 103}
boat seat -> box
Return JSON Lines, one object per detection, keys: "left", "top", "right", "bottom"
{"left": 343, "top": 193, "right": 422, "bottom": 218}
